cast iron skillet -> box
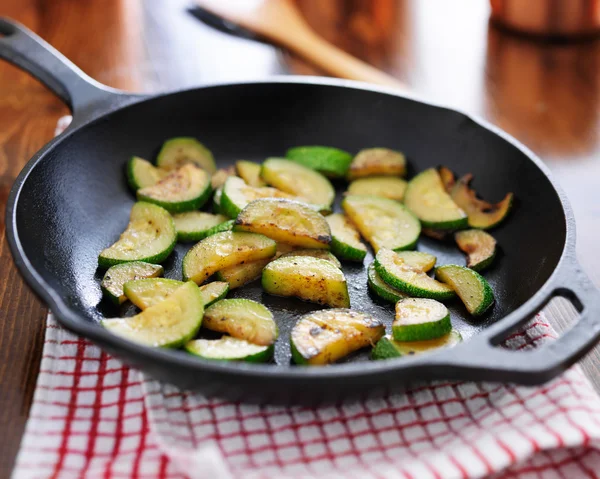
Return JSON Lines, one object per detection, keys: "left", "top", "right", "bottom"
{"left": 2, "top": 18, "right": 600, "bottom": 405}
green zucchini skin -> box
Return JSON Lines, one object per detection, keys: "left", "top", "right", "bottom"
{"left": 404, "top": 168, "right": 468, "bottom": 230}
{"left": 199, "top": 281, "right": 230, "bottom": 307}
{"left": 201, "top": 219, "right": 235, "bottom": 238}
{"left": 285, "top": 146, "right": 353, "bottom": 178}
{"left": 101, "top": 262, "right": 164, "bottom": 305}
{"left": 372, "top": 331, "right": 462, "bottom": 360}
{"left": 374, "top": 249, "right": 455, "bottom": 301}
{"left": 372, "top": 336, "right": 403, "bottom": 360}
{"left": 470, "top": 251, "right": 496, "bottom": 272}
{"left": 367, "top": 263, "right": 407, "bottom": 303}
{"left": 392, "top": 298, "right": 452, "bottom": 342}
{"left": 455, "top": 229, "right": 497, "bottom": 272}
{"left": 326, "top": 214, "right": 367, "bottom": 262}
{"left": 156, "top": 137, "right": 216, "bottom": 173}
{"left": 330, "top": 236, "right": 367, "bottom": 262}
{"left": 342, "top": 195, "right": 421, "bottom": 253}
{"left": 102, "top": 281, "right": 204, "bottom": 348}
{"left": 435, "top": 265, "right": 495, "bottom": 316}
{"left": 185, "top": 337, "right": 274, "bottom": 363}
{"left": 173, "top": 212, "right": 230, "bottom": 243}
{"left": 290, "top": 339, "right": 309, "bottom": 366}
{"left": 98, "top": 202, "right": 176, "bottom": 268}
{"left": 260, "top": 158, "right": 336, "bottom": 208}
{"left": 137, "top": 164, "right": 212, "bottom": 213}
{"left": 213, "top": 187, "right": 225, "bottom": 215}
{"left": 127, "top": 156, "right": 165, "bottom": 191}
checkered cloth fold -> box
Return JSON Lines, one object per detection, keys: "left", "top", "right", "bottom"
{"left": 12, "top": 313, "right": 600, "bottom": 479}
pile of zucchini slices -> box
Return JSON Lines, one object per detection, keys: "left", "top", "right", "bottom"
{"left": 98, "top": 139, "right": 512, "bottom": 365}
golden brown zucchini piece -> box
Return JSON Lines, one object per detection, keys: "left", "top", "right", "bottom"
{"left": 262, "top": 256, "right": 350, "bottom": 308}
{"left": 182, "top": 231, "right": 277, "bottom": 284}
{"left": 450, "top": 174, "right": 513, "bottom": 229}
{"left": 346, "top": 148, "right": 406, "bottom": 180}
{"left": 291, "top": 309, "right": 385, "bottom": 365}
{"left": 234, "top": 198, "right": 332, "bottom": 249}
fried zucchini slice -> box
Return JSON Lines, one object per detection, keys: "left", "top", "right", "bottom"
{"left": 372, "top": 331, "right": 462, "bottom": 360}
{"left": 326, "top": 213, "right": 367, "bottom": 262}
{"left": 98, "top": 202, "right": 176, "bottom": 268}
{"left": 367, "top": 252, "right": 435, "bottom": 304}
{"left": 261, "top": 158, "right": 335, "bottom": 208}
{"left": 124, "top": 278, "right": 182, "bottom": 310}
{"left": 202, "top": 219, "right": 235, "bottom": 237}
{"left": 455, "top": 229, "right": 497, "bottom": 271}
{"left": 215, "top": 257, "right": 272, "bottom": 289}
{"left": 212, "top": 186, "right": 224, "bottom": 214}
{"left": 198, "top": 281, "right": 230, "bottom": 307}
{"left": 101, "top": 262, "right": 163, "bottom": 305}
{"left": 346, "top": 147, "right": 406, "bottom": 180}
{"left": 392, "top": 298, "right": 451, "bottom": 341}
{"left": 439, "top": 166, "right": 456, "bottom": 192}
{"left": 291, "top": 309, "right": 385, "bottom": 365}
{"left": 374, "top": 249, "right": 455, "bottom": 300}
{"left": 234, "top": 198, "right": 331, "bottom": 249}
{"left": 404, "top": 168, "right": 468, "bottom": 230}
{"left": 102, "top": 281, "right": 204, "bottom": 348}
{"left": 450, "top": 174, "right": 513, "bottom": 229}
{"left": 221, "top": 176, "right": 297, "bottom": 218}
{"left": 156, "top": 137, "right": 216, "bottom": 173}
{"left": 173, "top": 212, "right": 229, "bottom": 242}
{"left": 285, "top": 146, "right": 353, "bottom": 178}
{"left": 203, "top": 299, "right": 278, "bottom": 346}
{"left": 182, "top": 231, "right": 277, "bottom": 284}
{"left": 393, "top": 251, "right": 437, "bottom": 272}
{"left": 127, "top": 156, "right": 168, "bottom": 191}
{"left": 236, "top": 160, "right": 266, "bottom": 187}
{"left": 185, "top": 336, "right": 273, "bottom": 363}
{"left": 367, "top": 263, "right": 407, "bottom": 303}
{"left": 137, "top": 164, "right": 212, "bottom": 213}
{"left": 435, "top": 265, "right": 495, "bottom": 316}
{"left": 124, "top": 278, "right": 228, "bottom": 309}
{"left": 262, "top": 256, "right": 350, "bottom": 308}
{"left": 280, "top": 249, "right": 341, "bottom": 269}
{"left": 346, "top": 176, "right": 408, "bottom": 201}
{"left": 342, "top": 195, "right": 420, "bottom": 252}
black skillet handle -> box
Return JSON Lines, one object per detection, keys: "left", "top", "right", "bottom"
{"left": 0, "top": 18, "right": 140, "bottom": 124}
{"left": 431, "top": 257, "right": 600, "bottom": 385}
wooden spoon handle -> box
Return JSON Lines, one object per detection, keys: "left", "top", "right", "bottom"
{"left": 194, "top": 0, "right": 405, "bottom": 90}
{"left": 278, "top": 29, "right": 405, "bottom": 90}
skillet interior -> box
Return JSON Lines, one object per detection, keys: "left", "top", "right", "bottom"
{"left": 15, "top": 82, "right": 566, "bottom": 368}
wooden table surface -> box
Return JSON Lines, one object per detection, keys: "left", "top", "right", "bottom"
{"left": 1, "top": 0, "right": 599, "bottom": 475}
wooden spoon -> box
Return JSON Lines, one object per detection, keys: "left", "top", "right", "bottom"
{"left": 194, "top": 0, "right": 406, "bottom": 90}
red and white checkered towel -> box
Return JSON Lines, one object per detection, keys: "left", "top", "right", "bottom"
{"left": 12, "top": 312, "right": 600, "bottom": 479}
{"left": 11, "top": 118, "right": 600, "bottom": 478}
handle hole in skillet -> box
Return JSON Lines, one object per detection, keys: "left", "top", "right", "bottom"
{"left": 0, "top": 20, "right": 16, "bottom": 37}
{"left": 492, "top": 294, "right": 580, "bottom": 351}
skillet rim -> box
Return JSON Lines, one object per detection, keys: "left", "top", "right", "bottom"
{"left": 5, "top": 76, "right": 575, "bottom": 379}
